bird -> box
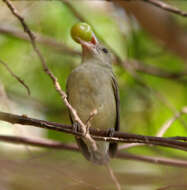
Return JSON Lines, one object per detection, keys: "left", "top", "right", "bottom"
{"left": 66, "top": 36, "right": 120, "bottom": 165}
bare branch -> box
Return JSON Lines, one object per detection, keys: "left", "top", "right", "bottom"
{"left": 105, "top": 164, "right": 121, "bottom": 190}
{"left": 128, "top": 60, "right": 187, "bottom": 81}
{"left": 85, "top": 109, "right": 98, "bottom": 126}
{"left": 116, "top": 152, "right": 187, "bottom": 168}
{"left": 0, "top": 59, "right": 30, "bottom": 95}
{"left": 63, "top": 1, "right": 187, "bottom": 83}
{"left": 119, "top": 143, "right": 144, "bottom": 150}
{"left": 169, "top": 136, "right": 187, "bottom": 141}
{"left": 2, "top": 0, "right": 97, "bottom": 152}
{"left": 0, "top": 135, "right": 78, "bottom": 152}
{"left": 119, "top": 107, "right": 187, "bottom": 150}
{"left": 157, "top": 107, "right": 187, "bottom": 137}
{"left": 0, "top": 25, "right": 81, "bottom": 56}
{"left": 62, "top": 0, "right": 85, "bottom": 21}
{"left": 1, "top": 134, "right": 187, "bottom": 168}
{"left": 1, "top": 111, "right": 187, "bottom": 152}
{"left": 142, "top": 0, "right": 187, "bottom": 17}
{"left": 157, "top": 184, "right": 187, "bottom": 190}
{"left": 121, "top": 60, "right": 187, "bottom": 131}
{"left": 122, "top": 0, "right": 187, "bottom": 17}
{"left": 157, "top": 112, "right": 181, "bottom": 137}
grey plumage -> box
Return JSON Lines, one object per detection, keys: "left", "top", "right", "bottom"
{"left": 66, "top": 41, "right": 119, "bottom": 165}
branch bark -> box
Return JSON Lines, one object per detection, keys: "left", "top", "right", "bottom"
{"left": 1, "top": 111, "right": 187, "bottom": 152}
{"left": 2, "top": 0, "right": 97, "bottom": 152}
{"left": 113, "top": 0, "right": 187, "bottom": 61}
{"left": 1, "top": 134, "right": 187, "bottom": 168}
{"left": 142, "top": 0, "right": 187, "bottom": 17}
{"left": 0, "top": 25, "right": 80, "bottom": 56}
{"left": 0, "top": 59, "right": 30, "bottom": 95}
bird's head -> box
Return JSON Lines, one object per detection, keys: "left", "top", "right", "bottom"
{"left": 79, "top": 36, "right": 114, "bottom": 68}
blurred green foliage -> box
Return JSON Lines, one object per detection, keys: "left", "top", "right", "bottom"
{"left": 0, "top": 0, "right": 187, "bottom": 167}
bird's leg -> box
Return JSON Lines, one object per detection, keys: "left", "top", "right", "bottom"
{"left": 72, "top": 122, "right": 82, "bottom": 133}
{"left": 107, "top": 128, "right": 115, "bottom": 137}
{"left": 108, "top": 128, "right": 118, "bottom": 157}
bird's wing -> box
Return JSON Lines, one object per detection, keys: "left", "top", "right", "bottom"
{"left": 66, "top": 89, "right": 91, "bottom": 161}
{"left": 109, "top": 74, "right": 120, "bottom": 157}
{"left": 111, "top": 74, "right": 120, "bottom": 131}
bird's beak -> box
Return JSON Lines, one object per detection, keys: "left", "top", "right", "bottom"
{"left": 79, "top": 34, "right": 98, "bottom": 50}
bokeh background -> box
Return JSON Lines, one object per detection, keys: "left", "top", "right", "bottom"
{"left": 0, "top": 0, "right": 187, "bottom": 189}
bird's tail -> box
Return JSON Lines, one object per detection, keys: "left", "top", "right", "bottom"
{"left": 76, "top": 137, "right": 110, "bottom": 165}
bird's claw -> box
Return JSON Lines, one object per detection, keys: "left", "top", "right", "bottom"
{"left": 107, "top": 128, "right": 115, "bottom": 137}
{"left": 73, "top": 122, "right": 82, "bottom": 133}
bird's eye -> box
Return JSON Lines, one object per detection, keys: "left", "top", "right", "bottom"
{"left": 102, "top": 48, "right": 108, "bottom": 54}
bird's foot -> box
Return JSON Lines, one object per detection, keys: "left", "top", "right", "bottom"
{"left": 108, "top": 128, "right": 118, "bottom": 157}
{"left": 72, "top": 122, "right": 82, "bottom": 133}
{"left": 107, "top": 128, "right": 115, "bottom": 137}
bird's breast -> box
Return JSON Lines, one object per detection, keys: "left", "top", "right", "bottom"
{"left": 67, "top": 64, "right": 116, "bottom": 130}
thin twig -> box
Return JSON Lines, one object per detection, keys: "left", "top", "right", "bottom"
{"left": 105, "top": 164, "right": 121, "bottom": 190}
{"left": 169, "top": 136, "right": 187, "bottom": 141}
{"left": 2, "top": 0, "right": 97, "bottom": 151}
{"left": 116, "top": 151, "right": 187, "bottom": 168}
{"left": 157, "top": 184, "right": 187, "bottom": 190}
{"left": 142, "top": 0, "right": 187, "bottom": 17}
{"left": 128, "top": 60, "right": 187, "bottom": 82}
{"left": 85, "top": 109, "right": 98, "bottom": 126}
{"left": 119, "top": 108, "right": 185, "bottom": 150}
{"left": 119, "top": 143, "right": 144, "bottom": 150}
{"left": 63, "top": 0, "right": 187, "bottom": 131}
{"left": 157, "top": 107, "right": 187, "bottom": 137}
{"left": 0, "top": 25, "right": 81, "bottom": 56}
{"left": 1, "top": 134, "right": 187, "bottom": 168}
{"left": 0, "top": 59, "right": 30, "bottom": 95}
{"left": 122, "top": 60, "right": 187, "bottom": 131}
{"left": 0, "top": 135, "right": 78, "bottom": 151}
{"left": 62, "top": 0, "right": 85, "bottom": 21}
{"left": 157, "top": 112, "right": 181, "bottom": 137}
{"left": 2, "top": 26, "right": 187, "bottom": 82}
{"left": 123, "top": 0, "right": 187, "bottom": 17}
{"left": 119, "top": 107, "right": 187, "bottom": 150}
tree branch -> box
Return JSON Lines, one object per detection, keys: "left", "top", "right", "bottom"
{"left": 3, "top": 24, "right": 187, "bottom": 82}
{"left": 0, "top": 135, "right": 78, "bottom": 152}
{"left": 122, "top": 0, "right": 187, "bottom": 17}
{"left": 157, "top": 184, "right": 187, "bottom": 190}
{"left": 117, "top": 151, "right": 187, "bottom": 168}
{"left": 1, "top": 134, "right": 187, "bottom": 168}
{"left": 128, "top": 60, "right": 187, "bottom": 81}
{"left": 142, "top": 0, "right": 187, "bottom": 17}
{"left": 0, "top": 25, "right": 80, "bottom": 56}
{"left": 1, "top": 111, "right": 187, "bottom": 152}
{"left": 2, "top": 0, "right": 97, "bottom": 152}
{"left": 0, "top": 59, "right": 30, "bottom": 95}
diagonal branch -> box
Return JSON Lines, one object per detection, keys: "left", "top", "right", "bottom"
{"left": 119, "top": 107, "right": 187, "bottom": 150}
{"left": 0, "top": 25, "right": 81, "bottom": 56}
{"left": 3, "top": 25, "right": 187, "bottom": 82}
{"left": 0, "top": 59, "right": 30, "bottom": 95}
{"left": 123, "top": 0, "right": 187, "bottom": 17}
{"left": 142, "top": 0, "right": 187, "bottom": 17}
{"left": 2, "top": 0, "right": 97, "bottom": 152}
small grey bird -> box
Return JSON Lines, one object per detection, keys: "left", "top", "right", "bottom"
{"left": 66, "top": 37, "right": 120, "bottom": 165}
